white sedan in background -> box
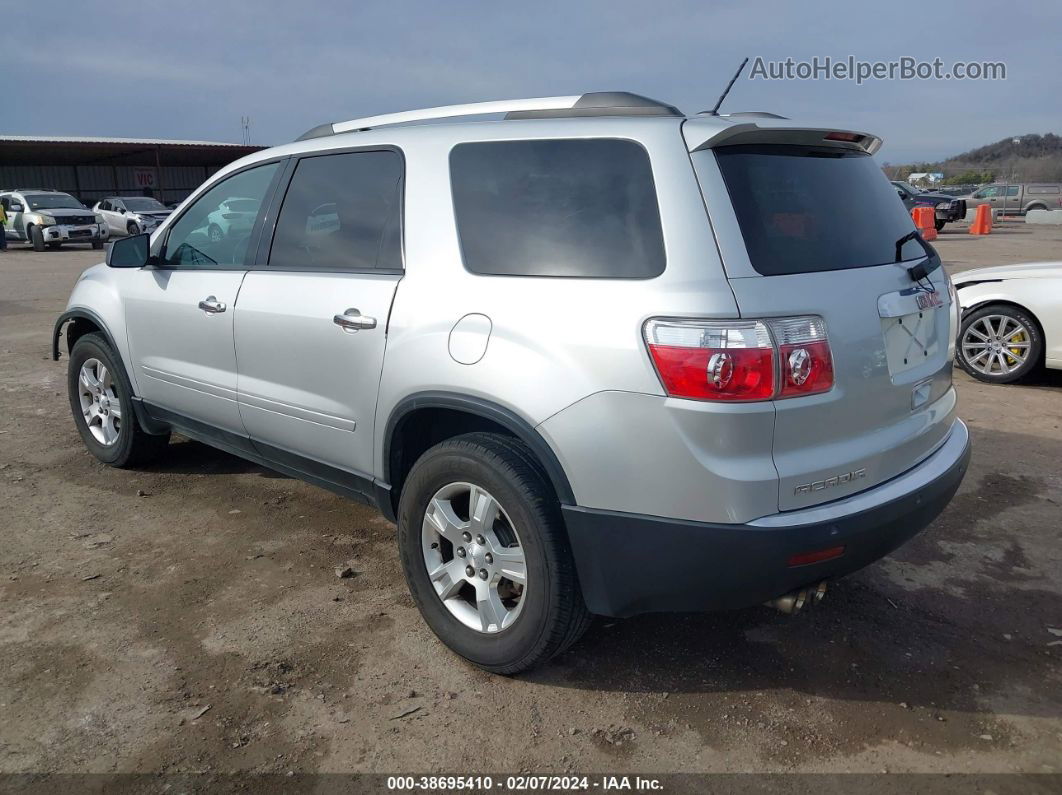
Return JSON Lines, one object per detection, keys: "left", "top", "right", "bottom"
{"left": 953, "top": 262, "right": 1062, "bottom": 383}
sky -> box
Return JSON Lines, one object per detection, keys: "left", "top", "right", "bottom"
{"left": 3, "top": 0, "right": 1060, "bottom": 165}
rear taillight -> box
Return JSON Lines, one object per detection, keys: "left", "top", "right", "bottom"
{"left": 643, "top": 316, "right": 833, "bottom": 402}
{"left": 769, "top": 316, "right": 834, "bottom": 398}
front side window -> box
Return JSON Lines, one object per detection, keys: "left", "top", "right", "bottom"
{"left": 268, "top": 150, "right": 403, "bottom": 271}
{"left": 161, "top": 162, "right": 279, "bottom": 269}
{"left": 1005, "top": 186, "right": 1019, "bottom": 197}
{"left": 450, "top": 139, "right": 665, "bottom": 278}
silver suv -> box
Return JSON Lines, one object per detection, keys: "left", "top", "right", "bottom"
{"left": 1, "top": 189, "right": 108, "bottom": 250}
{"left": 54, "top": 93, "right": 970, "bottom": 673}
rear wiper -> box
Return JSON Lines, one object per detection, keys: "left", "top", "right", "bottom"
{"left": 894, "top": 230, "right": 919, "bottom": 263}
{"left": 894, "top": 230, "right": 943, "bottom": 283}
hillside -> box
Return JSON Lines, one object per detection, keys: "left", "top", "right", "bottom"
{"left": 884, "top": 133, "right": 1062, "bottom": 185}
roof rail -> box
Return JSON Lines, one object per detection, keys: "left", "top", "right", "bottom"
{"left": 296, "top": 92, "right": 682, "bottom": 141}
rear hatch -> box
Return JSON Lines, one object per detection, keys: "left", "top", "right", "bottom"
{"left": 686, "top": 127, "right": 958, "bottom": 511}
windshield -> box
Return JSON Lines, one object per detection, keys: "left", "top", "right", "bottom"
{"left": 895, "top": 181, "right": 922, "bottom": 195}
{"left": 25, "top": 193, "right": 87, "bottom": 210}
{"left": 713, "top": 144, "right": 924, "bottom": 276}
{"left": 123, "top": 197, "right": 166, "bottom": 211}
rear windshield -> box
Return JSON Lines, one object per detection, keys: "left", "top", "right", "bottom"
{"left": 450, "top": 139, "right": 665, "bottom": 278}
{"left": 713, "top": 145, "right": 923, "bottom": 275}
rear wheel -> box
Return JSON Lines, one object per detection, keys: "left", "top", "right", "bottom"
{"left": 397, "top": 432, "right": 591, "bottom": 674}
{"left": 958, "top": 304, "right": 1042, "bottom": 384}
{"left": 30, "top": 225, "right": 45, "bottom": 251}
{"left": 68, "top": 332, "right": 170, "bottom": 467}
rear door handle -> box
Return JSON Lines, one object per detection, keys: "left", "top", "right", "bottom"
{"left": 333, "top": 308, "right": 377, "bottom": 331}
{"left": 198, "top": 296, "right": 226, "bottom": 313}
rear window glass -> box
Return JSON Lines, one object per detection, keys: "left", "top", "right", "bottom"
{"left": 450, "top": 139, "right": 665, "bottom": 278}
{"left": 713, "top": 145, "right": 923, "bottom": 276}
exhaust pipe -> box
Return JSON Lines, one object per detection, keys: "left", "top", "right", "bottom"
{"left": 765, "top": 581, "right": 827, "bottom": 615}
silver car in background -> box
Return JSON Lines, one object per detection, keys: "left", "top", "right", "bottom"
{"left": 53, "top": 92, "right": 970, "bottom": 673}
{"left": 93, "top": 196, "right": 173, "bottom": 237}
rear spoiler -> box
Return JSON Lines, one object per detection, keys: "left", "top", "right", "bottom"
{"left": 682, "top": 116, "right": 882, "bottom": 155}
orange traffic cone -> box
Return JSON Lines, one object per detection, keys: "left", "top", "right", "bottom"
{"left": 911, "top": 207, "right": 937, "bottom": 241}
{"left": 969, "top": 204, "right": 992, "bottom": 236}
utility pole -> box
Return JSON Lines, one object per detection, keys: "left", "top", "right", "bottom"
{"left": 241, "top": 116, "right": 251, "bottom": 145}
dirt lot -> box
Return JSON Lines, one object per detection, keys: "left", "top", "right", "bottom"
{"left": 1, "top": 221, "right": 1060, "bottom": 782}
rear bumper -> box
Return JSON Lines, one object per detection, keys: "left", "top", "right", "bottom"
{"left": 563, "top": 419, "right": 970, "bottom": 617}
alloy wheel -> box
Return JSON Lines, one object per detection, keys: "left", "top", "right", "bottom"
{"left": 421, "top": 482, "right": 527, "bottom": 634}
{"left": 961, "top": 314, "right": 1031, "bottom": 376}
{"left": 78, "top": 358, "right": 122, "bottom": 445}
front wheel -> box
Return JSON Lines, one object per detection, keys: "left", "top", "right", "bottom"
{"left": 92, "top": 240, "right": 104, "bottom": 250}
{"left": 934, "top": 219, "right": 946, "bottom": 231}
{"left": 30, "top": 225, "right": 45, "bottom": 251}
{"left": 397, "top": 433, "right": 591, "bottom": 674}
{"left": 68, "top": 332, "right": 171, "bottom": 467}
{"left": 957, "top": 305, "right": 1043, "bottom": 384}
{"left": 126, "top": 222, "right": 141, "bottom": 236}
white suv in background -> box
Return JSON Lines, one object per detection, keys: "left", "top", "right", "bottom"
{"left": 93, "top": 196, "right": 173, "bottom": 237}
{"left": 54, "top": 92, "right": 970, "bottom": 673}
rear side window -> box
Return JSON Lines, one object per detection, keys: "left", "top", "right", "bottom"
{"left": 269, "top": 150, "right": 403, "bottom": 271}
{"left": 450, "top": 139, "right": 665, "bottom": 278}
{"left": 713, "top": 144, "right": 923, "bottom": 276}
{"left": 1028, "top": 185, "right": 1059, "bottom": 194}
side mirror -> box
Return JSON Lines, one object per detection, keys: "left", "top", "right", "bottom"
{"left": 10, "top": 202, "right": 23, "bottom": 212}
{"left": 107, "top": 232, "right": 151, "bottom": 268}
{"left": 896, "top": 189, "right": 908, "bottom": 200}
{"left": 119, "top": 208, "right": 126, "bottom": 215}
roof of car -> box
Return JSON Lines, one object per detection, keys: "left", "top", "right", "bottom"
{"left": 194, "top": 94, "right": 881, "bottom": 190}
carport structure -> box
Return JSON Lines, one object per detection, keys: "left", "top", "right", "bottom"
{"left": 0, "top": 135, "right": 264, "bottom": 207}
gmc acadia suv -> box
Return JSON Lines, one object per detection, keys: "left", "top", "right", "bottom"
{"left": 54, "top": 92, "right": 970, "bottom": 673}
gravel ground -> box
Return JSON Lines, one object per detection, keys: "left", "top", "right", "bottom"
{"left": 0, "top": 221, "right": 1060, "bottom": 781}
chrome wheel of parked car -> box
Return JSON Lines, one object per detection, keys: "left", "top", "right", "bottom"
{"left": 77, "top": 357, "right": 122, "bottom": 446}
{"left": 421, "top": 481, "right": 526, "bottom": 634}
{"left": 961, "top": 314, "right": 1032, "bottom": 377}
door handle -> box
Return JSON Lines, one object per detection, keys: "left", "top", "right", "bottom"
{"left": 198, "top": 296, "right": 226, "bottom": 313}
{"left": 333, "top": 308, "right": 377, "bottom": 331}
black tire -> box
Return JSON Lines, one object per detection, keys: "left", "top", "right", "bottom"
{"left": 957, "top": 304, "right": 1043, "bottom": 384}
{"left": 30, "top": 225, "right": 45, "bottom": 251}
{"left": 397, "top": 432, "right": 592, "bottom": 674}
{"left": 91, "top": 240, "right": 104, "bottom": 250}
{"left": 126, "top": 222, "right": 141, "bottom": 236}
{"left": 47, "top": 241, "right": 61, "bottom": 250}
{"left": 67, "top": 332, "right": 170, "bottom": 467}
{"left": 1026, "top": 204, "right": 1047, "bottom": 213}
{"left": 934, "top": 219, "right": 946, "bottom": 231}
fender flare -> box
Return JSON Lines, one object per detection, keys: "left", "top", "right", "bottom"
{"left": 383, "top": 391, "right": 576, "bottom": 506}
{"left": 53, "top": 307, "right": 120, "bottom": 361}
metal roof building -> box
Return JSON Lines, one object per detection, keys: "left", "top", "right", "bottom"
{"left": 0, "top": 135, "right": 265, "bottom": 206}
